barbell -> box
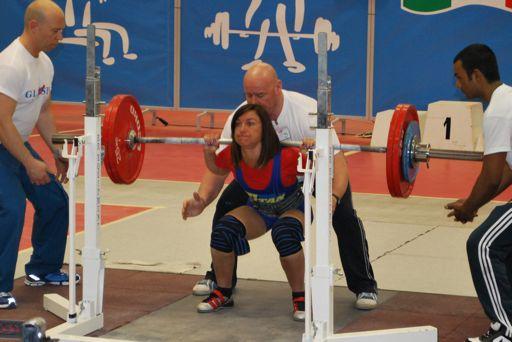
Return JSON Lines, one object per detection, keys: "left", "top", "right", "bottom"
{"left": 204, "top": 12, "right": 340, "bottom": 53}
{"left": 52, "top": 95, "right": 483, "bottom": 197}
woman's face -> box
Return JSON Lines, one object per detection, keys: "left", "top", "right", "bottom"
{"left": 234, "top": 110, "right": 262, "bottom": 148}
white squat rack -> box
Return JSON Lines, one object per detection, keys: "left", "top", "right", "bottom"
{"left": 43, "top": 25, "right": 129, "bottom": 342}
{"left": 300, "top": 33, "right": 437, "bottom": 342}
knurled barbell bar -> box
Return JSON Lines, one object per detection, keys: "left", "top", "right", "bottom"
{"left": 52, "top": 95, "right": 483, "bottom": 197}
{"left": 204, "top": 12, "right": 340, "bottom": 53}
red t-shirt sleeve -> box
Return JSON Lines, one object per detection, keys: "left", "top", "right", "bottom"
{"left": 215, "top": 145, "right": 233, "bottom": 171}
{"left": 280, "top": 147, "right": 301, "bottom": 187}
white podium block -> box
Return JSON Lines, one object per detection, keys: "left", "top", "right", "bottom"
{"left": 423, "top": 101, "right": 483, "bottom": 151}
{"left": 418, "top": 110, "right": 427, "bottom": 138}
{"left": 371, "top": 108, "right": 427, "bottom": 148}
{"left": 371, "top": 109, "right": 393, "bottom": 148}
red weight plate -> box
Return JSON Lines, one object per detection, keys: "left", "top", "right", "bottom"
{"left": 386, "top": 104, "right": 419, "bottom": 198}
{"left": 103, "top": 96, "right": 128, "bottom": 183}
{"left": 103, "top": 95, "right": 146, "bottom": 184}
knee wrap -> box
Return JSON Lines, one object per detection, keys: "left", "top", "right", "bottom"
{"left": 271, "top": 217, "right": 304, "bottom": 257}
{"left": 210, "top": 215, "right": 250, "bottom": 256}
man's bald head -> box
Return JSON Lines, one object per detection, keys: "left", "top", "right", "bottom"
{"left": 243, "top": 62, "right": 279, "bottom": 85}
{"left": 243, "top": 62, "right": 283, "bottom": 120}
{"left": 21, "top": 0, "right": 65, "bottom": 55}
{"left": 24, "top": 0, "right": 64, "bottom": 29}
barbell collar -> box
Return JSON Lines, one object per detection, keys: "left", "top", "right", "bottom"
{"left": 413, "top": 143, "right": 430, "bottom": 165}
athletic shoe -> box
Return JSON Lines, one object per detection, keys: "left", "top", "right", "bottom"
{"left": 0, "top": 292, "right": 17, "bottom": 309}
{"left": 292, "top": 296, "right": 305, "bottom": 322}
{"left": 355, "top": 292, "right": 378, "bottom": 310}
{"left": 192, "top": 279, "right": 216, "bottom": 296}
{"left": 467, "top": 322, "right": 512, "bottom": 341}
{"left": 196, "top": 289, "right": 234, "bottom": 313}
{"left": 24, "top": 271, "right": 80, "bottom": 287}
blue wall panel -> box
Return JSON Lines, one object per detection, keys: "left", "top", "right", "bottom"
{"left": 181, "top": 0, "right": 368, "bottom": 115}
{"left": 0, "top": 0, "right": 173, "bottom": 107}
{"left": 4, "top": 2, "right": 510, "bottom": 115}
{"left": 374, "top": 2, "right": 512, "bottom": 113}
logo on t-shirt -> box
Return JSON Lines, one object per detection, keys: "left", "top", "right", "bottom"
{"left": 25, "top": 84, "right": 51, "bottom": 99}
{"left": 274, "top": 123, "right": 291, "bottom": 141}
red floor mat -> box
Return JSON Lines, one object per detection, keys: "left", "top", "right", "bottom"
{"left": 347, "top": 152, "right": 512, "bottom": 201}
{"left": 20, "top": 204, "right": 152, "bottom": 251}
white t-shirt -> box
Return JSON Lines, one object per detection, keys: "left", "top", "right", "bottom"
{"left": 483, "top": 84, "right": 512, "bottom": 168}
{"left": 219, "top": 89, "right": 340, "bottom": 152}
{"left": 0, "top": 38, "right": 53, "bottom": 142}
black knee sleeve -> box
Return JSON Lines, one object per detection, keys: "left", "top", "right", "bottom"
{"left": 210, "top": 215, "right": 250, "bottom": 256}
{"left": 271, "top": 217, "right": 304, "bottom": 257}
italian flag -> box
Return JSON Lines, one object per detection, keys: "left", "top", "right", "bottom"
{"left": 402, "top": 0, "right": 512, "bottom": 14}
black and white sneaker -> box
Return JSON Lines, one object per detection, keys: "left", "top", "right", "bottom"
{"left": 0, "top": 292, "right": 17, "bottom": 309}
{"left": 355, "top": 292, "right": 378, "bottom": 310}
{"left": 192, "top": 279, "right": 216, "bottom": 296}
{"left": 467, "top": 322, "right": 512, "bottom": 342}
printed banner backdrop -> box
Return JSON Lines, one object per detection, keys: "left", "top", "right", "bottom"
{"left": 0, "top": 3, "right": 24, "bottom": 47}
{"left": 0, "top": 0, "right": 173, "bottom": 107}
{"left": 374, "top": 1, "right": 512, "bottom": 113}
{"left": 4, "top": 2, "right": 511, "bottom": 115}
{"left": 180, "top": 0, "right": 368, "bottom": 116}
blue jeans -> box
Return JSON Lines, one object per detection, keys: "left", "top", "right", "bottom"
{"left": 0, "top": 142, "right": 68, "bottom": 292}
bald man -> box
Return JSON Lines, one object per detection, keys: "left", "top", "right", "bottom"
{"left": 183, "top": 63, "right": 378, "bottom": 310}
{"left": 0, "top": 0, "right": 77, "bottom": 310}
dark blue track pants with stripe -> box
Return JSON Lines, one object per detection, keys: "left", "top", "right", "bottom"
{"left": 467, "top": 203, "right": 512, "bottom": 336}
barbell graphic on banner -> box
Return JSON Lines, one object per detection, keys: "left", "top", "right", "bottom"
{"left": 52, "top": 95, "right": 484, "bottom": 198}
{"left": 204, "top": 12, "right": 340, "bottom": 53}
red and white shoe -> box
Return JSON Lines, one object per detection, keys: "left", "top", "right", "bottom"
{"left": 293, "top": 296, "right": 305, "bottom": 321}
{"left": 197, "top": 289, "right": 234, "bottom": 313}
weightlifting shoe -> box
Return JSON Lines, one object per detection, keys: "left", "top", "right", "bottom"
{"left": 0, "top": 292, "right": 16, "bottom": 309}
{"left": 25, "top": 271, "right": 80, "bottom": 286}
{"left": 355, "top": 292, "right": 378, "bottom": 310}
{"left": 292, "top": 296, "right": 305, "bottom": 322}
{"left": 192, "top": 278, "right": 216, "bottom": 296}
{"left": 197, "top": 289, "right": 234, "bottom": 313}
{"left": 466, "top": 322, "right": 512, "bottom": 341}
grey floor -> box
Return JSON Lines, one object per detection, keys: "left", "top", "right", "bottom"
{"left": 14, "top": 177, "right": 501, "bottom": 341}
{"left": 103, "top": 280, "right": 396, "bottom": 342}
